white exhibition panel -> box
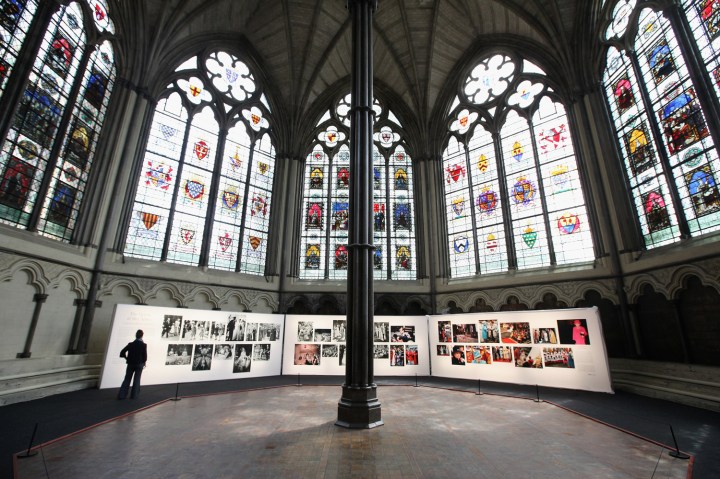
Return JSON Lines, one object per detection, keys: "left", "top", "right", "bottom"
{"left": 99, "top": 305, "right": 284, "bottom": 389}
{"left": 428, "top": 307, "right": 613, "bottom": 394}
{"left": 283, "top": 315, "right": 430, "bottom": 376}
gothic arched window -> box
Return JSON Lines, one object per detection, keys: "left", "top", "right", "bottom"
{"left": 603, "top": 1, "right": 720, "bottom": 248}
{"left": 298, "top": 94, "right": 417, "bottom": 280}
{"left": 0, "top": 1, "right": 116, "bottom": 241}
{"left": 443, "top": 54, "right": 595, "bottom": 278}
{"left": 123, "top": 51, "right": 275, "bottom": 275}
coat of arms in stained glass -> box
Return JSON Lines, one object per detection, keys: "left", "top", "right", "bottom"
{"left": 686, "top": 165, "right": 720, "bottom": 216}
{"left": 512, "top": 177, "right": 536, "bottom": 206}
{"left": 476, "top": 187, "right": 498, "bottom": 215}
{"left": 557, "top": 213, "right": 580, "bottom": 234}
{"left": 48, "top": 35, "right": 74, "bottom": 78}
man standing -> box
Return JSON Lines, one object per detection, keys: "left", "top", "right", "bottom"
{"left": 117, "top": 329, "right": 148, "bottom": 399}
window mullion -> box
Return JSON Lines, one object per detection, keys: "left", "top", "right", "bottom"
{"left": 234, "top": 134, "right": 255, "bottom": 272}
{"left": 199, "top": 126, "right": 227, "bottom": 267}
{"left": 493, "top": 131, "right": 517, "bottom": 270}
{"left": 528, "top": 116, "right": 557, "bottom": 265}
{"left": 463, "top": 140, "right": 482, "bottom": 275}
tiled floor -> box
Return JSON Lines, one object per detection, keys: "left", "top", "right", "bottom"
{"left": 15, "top": 385, "right": 689, "bottom": 478}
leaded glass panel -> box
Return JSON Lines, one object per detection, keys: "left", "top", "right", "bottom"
{"left": 0, "top": 0, "right": 37, "bottom": 100}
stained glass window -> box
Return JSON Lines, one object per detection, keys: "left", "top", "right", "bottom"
{"left": 124, "top": 51, "right": 276, "bottom": 275}
{"left": 602, "top": 2, "right": 720, "bottom": 248}
{"left": 444, "top": 55, "right": 594, "bottom": 278}
{"left": 0, "top": 1, "right": 116, "bottom": 241}
{"left": 298, "top": 94, "right": 417, "bottom": 280}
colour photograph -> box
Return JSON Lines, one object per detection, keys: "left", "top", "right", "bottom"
{"left": 294, "top": 343, "right": 321, "bottom": 365}
{"left": 233, "top": 344, "right": 253, "bottom": 372}
{"left": 543, "top": 347, "right": 575, "bottom": 368}
{"left": 437, "top": 344, "right": 450, "bottom": 356}
{"left": 557, "top": 319, "right": 590, "bottom": 345}
{"left": 468, "top": 345, "right": 492, "bottom": 364}
{"left": 500, "top": 322, "right": 531, "bottom": 344}
{"left": 478, "top": 319, "right": 499, "bottom": 343}
{"left": 513, "top": 346, "right": 543, "bottom": 368}
{"left": 390, "top": 325, "right": 415, "bottom": 342}
{"left": 438, "top": 320, "right": 452, "bottom": 342}
{"left": 406, "top": 345, "right": 418, "bottom": 365}
{"left": 390, "top": 345, "right": 405, "bottom": 366}
{"left": 492, "top": 346, "right": 513, "bottom": 362}
{"left": 452, "top": 323, "right": 479, "bottom": 343}
{"left": 533, "top": 327, "right": 558, "bottom": 344}
{"left": 451, "top": 345, "right": 466, "bottom": 365}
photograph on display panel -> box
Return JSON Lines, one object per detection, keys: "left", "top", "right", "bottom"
{"left": 438, "top": 321, "right": 452, "bottom": 342}
{"left": 332, "top": 320, "right": 346, "bottom": 341}
{"left": 253, "top": 344, "right": 270, "bottom": 361}
{"left": 244, "top": 323, "right": 257, "bottom": 341}
{"left": 437, "top": 344, "right": 450, "bottom": 356}
{"left": 452, "top": 323, "right": 478, "bottom": 343}
{"left": 258, "top": 323, "right": 280, "bottom": 341}
{"left": 478, "top": 320, "right": 499, "bottom": 343}
{"left": 513, "top": 346, "right": 543, "bottom": 368}
{"left": 233, "top": 344, "right": 252, "bottom": 373}
{"left": 390, "top": 325, "right": 415, "bottom": 342}
{"left": 165, "top": 344, "right": 193, "bottom": 365}
{"left": 213, "top": 344, "right": 233, "bottom": 360}
{"left": 406, "top": 345, "right": 418, "bottom": 365}
{"left": 294, "top": 343, "right": 320, "bottom": 365}
{"left": 500, "top": 322, "right": 531, "bottom": 344}
{"left": 492, "top": 346, "right": 513, "bottom": 363}
{"left": 192, "top": 344, "right": 214, "bottom": 371}
{"left": 298, "top": 321, "right": 314, "bottom": 342}
{"left": 390, "top": 345, "right": 405, "bottom": 366}
{"left": 543, "top": 347, "right": 575, "bottom": 368}
{"left": 533, "top": 327, "right": 558, "bottom": 344}
{"left": 160, "top": 315, "right": 183, "bottom": 339}
{"left": 374, "top": 322, "right": 389, "bottom": 342}
{"left": 557, "top": 319, "right": 590, "bottom": 345}
{"left": 451, "top": 345, "right": 466, "bottom": 365}
{"left": 322, "top": 344, "right": 338, "bottom": 358}
{"left": 314, "top": 328, "right": 332, "bottom": 342}
{"left": 374, "top": 345, "right": 389, "bottom": 359}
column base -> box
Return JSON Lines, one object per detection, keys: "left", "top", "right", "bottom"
{"left": 336, "top": 384, "right": 383, "bottom": 429}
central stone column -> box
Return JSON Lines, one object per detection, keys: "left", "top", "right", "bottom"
{"left": 336, "top": 0, "right": 383, "bottom": 429}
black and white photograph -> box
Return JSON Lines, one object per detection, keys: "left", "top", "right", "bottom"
{"left": 213, "top": 344, "right": 233, "bottom": 360}
{"left": 294, "top": 343, "right": 320, "bottom": 365}
{"left": 161, "top": 315, "right": 182, "bottom": 340}
{"left": 390, "top": 325, "right": 415, "bottom": 342}
{"left": 332, "top": 320, "right": 346, "bottom": 341}
{"left": 374, "top": 322, "right": 389, "bottom": 342}
{"left": 192, "top": 344, "right": 214, "bottom": 371}
{"left": 165, "top": 344, "right": 192, "bottom": 365}
{"left": 258, "top": 323, "right": 280, "bottom": 341}
{"left": 225, "top": 315, "right": 238, "bottom": 341}
{"left": 437, "top": 344, "right": 450, "bottom": 356}
{"left": 373, "top": 344, "right": 389, "bottom": 359}
{"left": 182, "top": 320, "right": 210, "bottom": 340}
{"left": 233, "top": 344, "right": 253, "bottom": 372}
{"left": 253, "top": 343, "right": 271, "bottom": 361}
{"left": 339, "top": 344, "right": 346, "bottom": 366}
{"left": 314, "top": 328, "right": 332, "bottom": 342}
{"left": 245, "top": 322, "right": 258, "bottom": 341}
{"left": 210, "top": 321, "right": 226, "bottom": 341}
{"left": 322, "top": 344, "right": 339, "bottom": 358}
{"left": 390, "top": 345, "right": 405, "bottom": 366}
{"left": 297, "top": 321, "right": 314, "bottom": 342}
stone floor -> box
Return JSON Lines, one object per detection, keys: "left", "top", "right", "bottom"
{"left": 14, "top": 385, "right": 689, "bottom": 478}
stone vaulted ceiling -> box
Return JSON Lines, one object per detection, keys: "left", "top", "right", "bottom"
{"left": 110, "top": 0, "right": 601, "bottom": 154}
